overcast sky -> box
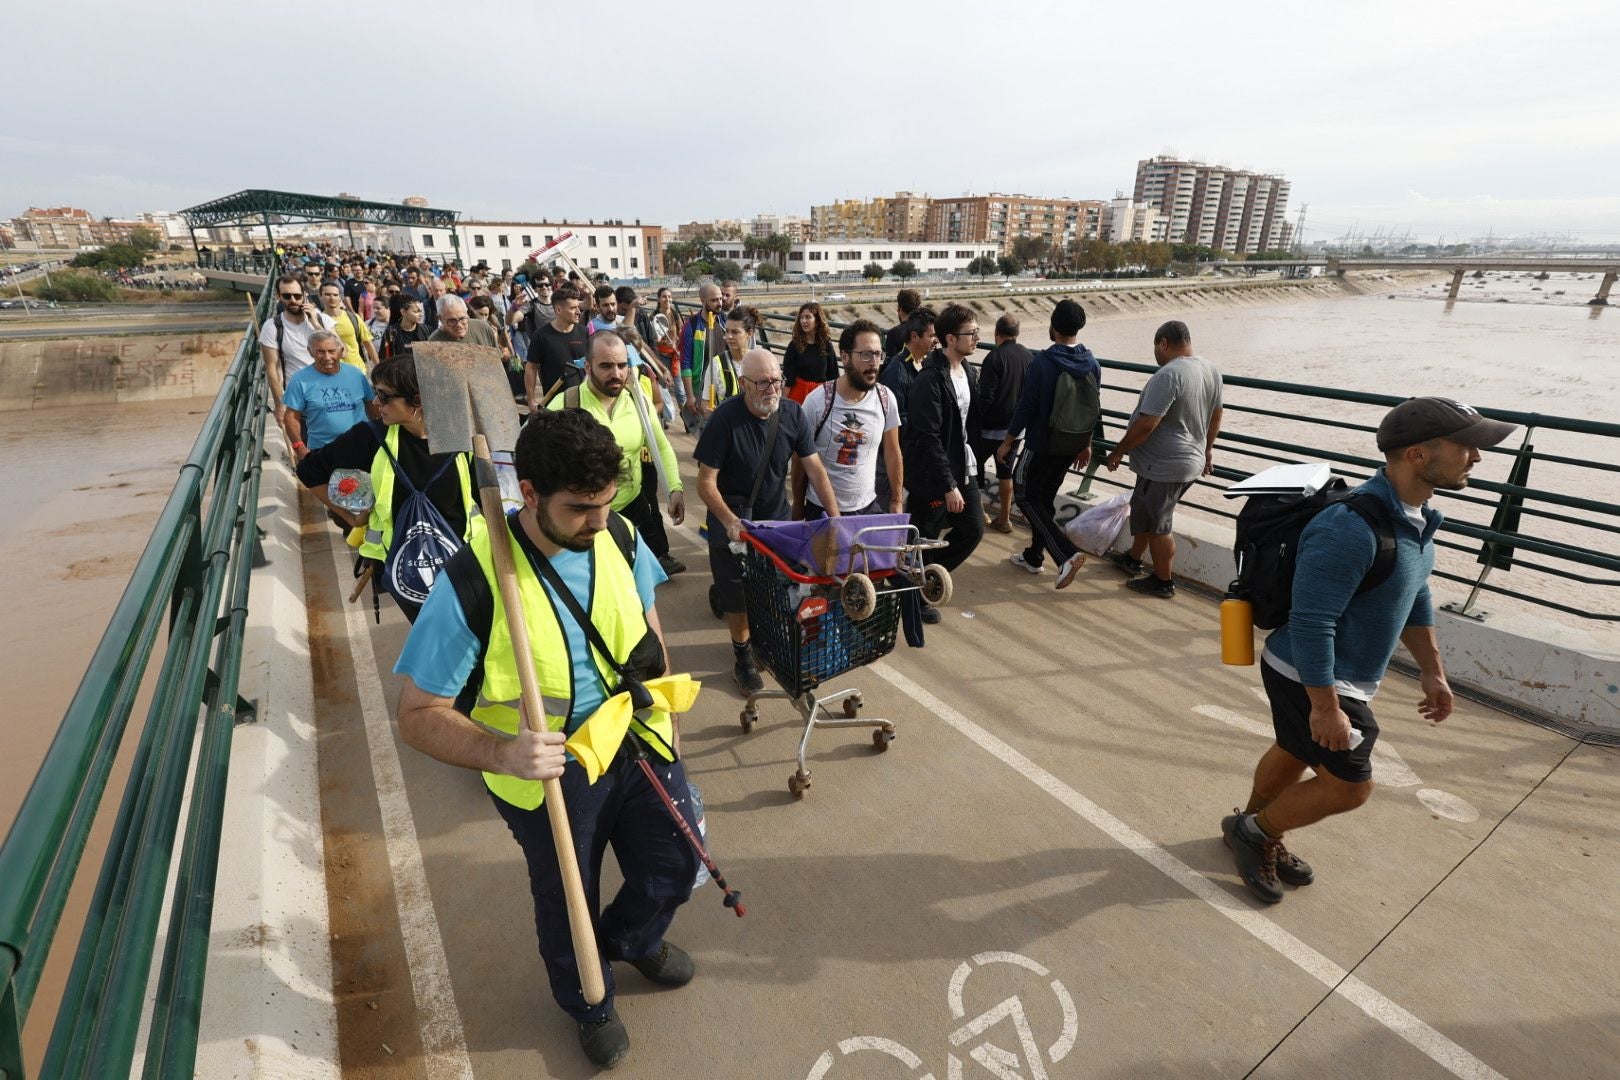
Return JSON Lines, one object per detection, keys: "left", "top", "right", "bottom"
{"left": 6, "top": 0, "right": 1617, "bottom": 243}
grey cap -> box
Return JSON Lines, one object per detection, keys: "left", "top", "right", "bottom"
{"left": 1376, "top": 397, "right": 1517, "bottom": 452}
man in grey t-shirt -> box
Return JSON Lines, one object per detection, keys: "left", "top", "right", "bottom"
{"left": 1103, "top": 320, "right": 1223, "bottom": 598}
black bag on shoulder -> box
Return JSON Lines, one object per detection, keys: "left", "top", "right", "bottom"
{"left": 1231, "top": 478, "right": 1397, "bottom": 630}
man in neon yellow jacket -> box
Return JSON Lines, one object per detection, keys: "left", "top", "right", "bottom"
{"left": 394, "top": 409, "right": 697, "bottom": 1070}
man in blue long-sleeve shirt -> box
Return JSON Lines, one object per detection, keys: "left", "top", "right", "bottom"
{"left": 1224, "top": 397, "right": 1516, "bottom": 904}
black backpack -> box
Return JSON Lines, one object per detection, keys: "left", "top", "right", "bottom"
{"left": 1231, "top": 478, "right": 1397, "bottom": 630}
{"left": 1046, "top": 365, "right": 1100, "bottom": 457}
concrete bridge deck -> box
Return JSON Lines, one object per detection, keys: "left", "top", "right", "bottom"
{"left": 209, "top": 427, "right": 1620, "bottom": 1080}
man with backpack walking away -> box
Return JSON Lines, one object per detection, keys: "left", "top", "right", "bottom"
{"left": 1103, "top": 320, "right": 1223, "bottom": 599}
{"left": 997, "top": 299, "right": 1098, "bottom": 590}
{"left": 1223, "top": 396, "right": 1515, "bottom": 905}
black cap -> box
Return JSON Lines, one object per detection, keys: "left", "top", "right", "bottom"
{"left": 1376, "top": 397, "right": 1517, "bottom": 452}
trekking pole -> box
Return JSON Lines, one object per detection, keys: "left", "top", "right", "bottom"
{"left": 627, "top": 740, "right": 745, "bottom": 917}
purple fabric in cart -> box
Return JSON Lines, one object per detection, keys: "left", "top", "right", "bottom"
{"left": 742, "top": 514, "right": 913, "bottom": 577}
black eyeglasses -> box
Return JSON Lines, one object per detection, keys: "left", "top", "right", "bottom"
{"left": 374, "top": 390, "right": 403, "bottom": 403}
{"left": 743, "top": 376, "right": 784, "bottom": 390}
{"left": 279, "top": 292, "right": 303, "bottom": 300}
{"left": 849, "top": 349, "right": 884, "bottom": 362}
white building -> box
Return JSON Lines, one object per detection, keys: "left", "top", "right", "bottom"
{"left": 707, "top": 239, "right": 1000, "bottom": 277}
{"left": 1101, "top": 198, "right": 1165, "bottom": 244}
{"left": 387, "top": 219, "right": 664, "bottom": 277}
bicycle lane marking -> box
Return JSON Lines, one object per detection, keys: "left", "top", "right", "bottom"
{"left": 326, "top": 531, "right": 475, "bottom": 1080}
{"left": 869, "top": 663, "right": 1508, "bottom": 1080}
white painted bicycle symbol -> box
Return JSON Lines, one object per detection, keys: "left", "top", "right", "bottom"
{"left": 806, "top": 951, "right": 1078, "bottom": 1080}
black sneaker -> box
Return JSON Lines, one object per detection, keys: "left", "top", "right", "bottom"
{"left": 1108, "top": 551, "right": 1144, "bottom": 576}
{"left": 1221, "top": 812, "right": 1284, "bottom": 904}
{"left": 733, "top": 654, "right": 764, "bottom": 694}
{"left": 577, "top": 1011, "right": 630, "bottom": 1069}
{"left": 1126, "top": 574, "right": 1175, "bottom": 599}
{"left": 627, "top": 940, "right": 695, "bottom": 987}
{"left": 658, "top": 553, "right": 686, "bottom": 576}
{"left": 920, "top": 603, "right": 942, "bottom": 625}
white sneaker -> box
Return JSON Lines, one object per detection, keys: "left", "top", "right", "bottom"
{"left": 1055, "top": 553, "right": 1086, "bottom": 590}
{"left": 1008, "top": 553, "right": 1045, "bottom": 575}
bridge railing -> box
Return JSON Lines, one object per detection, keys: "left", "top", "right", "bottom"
{"left": 0, "top": 273, "right": 273, "bottom": 1079}
{"left": 674, "top": 301, "right": 1619, "bottom": 623}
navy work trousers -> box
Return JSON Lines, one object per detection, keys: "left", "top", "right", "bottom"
{"left": 492, "top": 746, "right": 699, "bottom": 1022}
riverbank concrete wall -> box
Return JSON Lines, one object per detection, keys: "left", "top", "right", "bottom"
{"left": 0, "top": 331, "right": 240, "bottom": 412}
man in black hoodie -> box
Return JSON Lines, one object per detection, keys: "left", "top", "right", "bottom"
{"left": 976, "top": 314, "right": 1032, "bottom": 533}
{"left": 998, "top": 299, "right": 1099, "bottom": 590}
{"left": 901, "top": 303, "right": 984, "bottom": 623}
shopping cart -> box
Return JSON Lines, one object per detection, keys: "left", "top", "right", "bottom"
{"left": 736, "top": 515, "right": 952, "bottom": 799}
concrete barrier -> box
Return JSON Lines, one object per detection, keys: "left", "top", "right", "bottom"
{"left": 1057, "top": 489, "right": 1620, "bottom": 738}
{"left": 0, "top": 332, "right": 241, "bottom": 411}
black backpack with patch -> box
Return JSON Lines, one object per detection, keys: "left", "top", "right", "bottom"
{"left": 1231, "top": 478, "right": 1398, "bottom": 630}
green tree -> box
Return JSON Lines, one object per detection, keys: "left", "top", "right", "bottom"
{"left": 1011, "top": 236, "right": 1049, "bottom": 270}
{"left": 755, "top": 262, "right": 783, "bottom": 289}
{"left": 37, "top": 271, "right": 117, "bottom": 303}
{"left": 69, "top": 243, "right": 146, "bottom": 270}
{"left": 711, "top": 258, "right": 744, "bottom": 284}
{"left": 681, "top": 264, "right": 704, "bottom": 285}
{"left": 997, "top": 255, "right": 1023, "bottom": 277}
{"left": 128, "top": 225, "right": 162, "bottom": 252}
{"left": 890, "top": 259, "right": 918, "bottom": 280}
{"left": 965, "top": 255, "right": 997, "bottom": 281}
{"left": 863, "top": 261, "right": 886, "bottom": 281}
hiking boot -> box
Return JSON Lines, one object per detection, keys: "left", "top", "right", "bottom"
{"left": 1222, "top": 812, "right": 1284, "bottom": 904}
{"left": 577, "top": 1011, "right": 630, "bottom": 1069}
{"left": 1055, "top": 553, "right": 1086, "bottom": 590}
{"left": 920, "top": 603, "right": 942, "bottom": 625}
{"left": 1126, "top": 574, "right": 1176, "bottom": 599}
{"left": 1008, "top": 552, "right": 1045, "bottom": 575}
{"left": 1108, "top": 551, "right": 1144, "bottom": 576}
{"left": 1273, "top": 843, "right": 1315, "bottom": 887}
{"left": 658, "top": 553, "right": 687, "bottom": 576}
{"left": 733, "top": 654, "right": 764, "bottom": 694}
{"left": 627, "top": 940, "right": 695, "bottom": 987}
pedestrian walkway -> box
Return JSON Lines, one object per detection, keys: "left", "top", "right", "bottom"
{"left": 298, "top": 429, "right": 1620, "bottom": 1080}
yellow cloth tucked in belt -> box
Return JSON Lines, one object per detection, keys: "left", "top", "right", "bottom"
{"left": 563, "top": 674, "right": 701, "bottom": 782}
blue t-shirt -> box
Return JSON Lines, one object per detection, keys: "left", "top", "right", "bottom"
{"left": 395, "top": 522, "right": 666, "bottom": 730}
{"left": 284, "top": 364, "right": 373, "bottom": 449}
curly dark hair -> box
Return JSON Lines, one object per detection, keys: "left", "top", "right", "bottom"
{"left": 515, "top": 407, "right": 627, "bottom": 496}
{"left": 838, "top": 317, "right": 884, "bottom": 355}
{"left": 935, "top": 303, "right": 976, "bottom": 344}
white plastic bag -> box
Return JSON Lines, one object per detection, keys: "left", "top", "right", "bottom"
{"left": 1063, "top": 492, "right": 1132, "bottom": 556}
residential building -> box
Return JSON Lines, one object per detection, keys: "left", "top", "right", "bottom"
{"left": 388, "top": 219, "right": 664, "bottom": 276}
{"left": 1133, "top": 156, "right": 1292, "bottom": 254}
{"left": 704, "top": 238, "right": 998, "bottom": 278}
{"left": 747, "top": 213, "right": 809, "bottom": 241}
{"left": 883, "top": 192, "right": 932, "bottom": 242}
{"left": 923, "top": 194, "right": 1105, "bottom": 254}
{"left": 809, "top": 198, "right": 891, "bottom": 241}
{"left": 1101, "top": 197, "right": 1166, "bottom": 244}
{"left": 9, "top": 207, "right": 97, "bottom": 248}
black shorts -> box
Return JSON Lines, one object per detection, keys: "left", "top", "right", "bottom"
{"left": 707, "top": 516, "right": 746, "bottom": 614}
{"left": 1261, "top": 659, "right": 1378, "bottom": 783}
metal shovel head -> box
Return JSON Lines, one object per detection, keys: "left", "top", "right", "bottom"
{"left": 411, "top": 341, "right": 520, "bottom": 456}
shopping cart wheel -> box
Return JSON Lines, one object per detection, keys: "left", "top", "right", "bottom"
{"left": 841, "top": 573, "right": 877, "bottom": 621}
{"left": 788, "top": 771, "right": 812, "bottom": 799}
{"left": 740, "top": 706, "right": 757, "bottom": 734}
{"left": 708, "top": 584, "right": 723, "bottom": 620}
{"left": 920, "top": 563, "right": 953, "bottom": 607}
{"left": 872, "top": 726, "right": 895, "bottom": 752}
{"left": 841, "top": 694, "right": 863, "bottom": 718}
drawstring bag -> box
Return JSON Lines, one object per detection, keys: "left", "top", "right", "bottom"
{"left": 377, "top": 438, "right": 462, "bottom": 607}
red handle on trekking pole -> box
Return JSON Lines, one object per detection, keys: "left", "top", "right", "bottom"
{"left": 636, "top": 758, "right": 746, "bottom": 917}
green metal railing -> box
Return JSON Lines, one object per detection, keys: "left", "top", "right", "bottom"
{"left": 0, "top": 274, "right": 272, "bottom": 1079}
{"left": 677, "top": 300, "right": 1620, "bottom": 622}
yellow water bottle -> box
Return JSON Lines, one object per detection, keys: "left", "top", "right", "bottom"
{"left": 1221, "top": 586, "right": 1255, "bottom": 666}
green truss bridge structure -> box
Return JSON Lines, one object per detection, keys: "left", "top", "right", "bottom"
{"left": 178, "top": 189, "right": 462, "bottom": 261}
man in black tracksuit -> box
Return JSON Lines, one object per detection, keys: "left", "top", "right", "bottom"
{"left": 901, "top": 304, "right": 984, "bottom": 623}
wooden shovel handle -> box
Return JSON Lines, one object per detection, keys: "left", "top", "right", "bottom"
{"left": 348, "top": 563, "right": 375, "bottom": 603}
{"left": 472, "top": 434, "right": 606, "bottom": 1006}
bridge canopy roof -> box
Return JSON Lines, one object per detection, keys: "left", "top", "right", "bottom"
{"left": 179, "top": 189, "right": 460, "bottom": 231}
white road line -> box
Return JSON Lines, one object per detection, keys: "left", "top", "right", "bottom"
{"left": 326, "top": 535, "right": 475, "bottom": 1080}
{"left": 870, "top": 664, "right": 1507, "bottom": 1080}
